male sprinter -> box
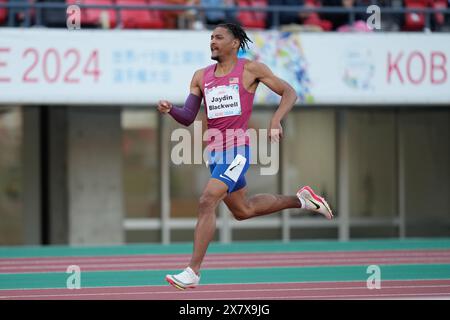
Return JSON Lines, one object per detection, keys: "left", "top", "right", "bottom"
{"left": 157, "top": 23, "right": 333, "bottom": 290}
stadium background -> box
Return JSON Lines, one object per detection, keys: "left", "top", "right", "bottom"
{"left": 0, "top": 0, "right": 449, "bottom": 247}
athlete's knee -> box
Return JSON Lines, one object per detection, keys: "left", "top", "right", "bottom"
{"left": 232, "top": 210, "right": 248, "bottom": 221}
{"left": 199, "top": 191, "right": 220, "bottom": 213}
{"left": 230, "top": 206, "right": 253, "bottom": 221}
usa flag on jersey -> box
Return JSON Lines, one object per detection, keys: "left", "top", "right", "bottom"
{"left": 229, "top": 77, "right": 239, "bottom": 84}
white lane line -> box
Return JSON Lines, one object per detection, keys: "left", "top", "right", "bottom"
{"left": 191, "top": 292, "right": 450, "bottom": 300}
{"left": 2, "top": 279, "right": 450, "bottom": 292}
{"left": 2, "top": 250, "right": 450, "bottom": 265}
{"left": 1, "top": 284, "right": 450, "bottom": 299}
{"left": 2, "top": 258, "right": 450, "bottom": 272}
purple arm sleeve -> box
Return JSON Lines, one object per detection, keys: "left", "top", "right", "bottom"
{"left": 168, "top": 93, "right": 202, "bottom": 126}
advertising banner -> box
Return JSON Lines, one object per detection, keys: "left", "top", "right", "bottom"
{"left": 0, "top": 29, "right": 449, "bottom": 106}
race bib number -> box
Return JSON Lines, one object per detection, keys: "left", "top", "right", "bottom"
{"left": 223, "top": 154, "right": 247, "bottom": 182}
{"left": 205, "top": 84, "right": 242, "bottom": 119}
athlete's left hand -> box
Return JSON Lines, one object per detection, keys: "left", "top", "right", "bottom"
{"left": 269, "top": 120, "right": 283, "bottom": 143}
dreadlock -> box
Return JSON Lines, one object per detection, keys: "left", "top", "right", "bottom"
{"left": 216, "top": 23, "right": 253, "bottom": 52}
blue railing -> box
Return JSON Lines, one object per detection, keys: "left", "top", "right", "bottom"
{"left": 1, "top": 2, "right": 450, "bottom": 30}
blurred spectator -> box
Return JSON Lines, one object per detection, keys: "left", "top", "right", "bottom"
{"left": 236, "top": 0, "right": 268, "bottom": 30}
{"left": 162, "top": 0, "right": 239, "bottom": 30}
{"left": 201, "top": 0, "right": 238, "bottom": 28}
{"left": 0, "top": 2, "right": 6, "bottom": 26}
{"left": 298, "top": 0, "right": 332, "bottom": 30}
{"left": 174, "top": 0, "right": 204, "bottom": 29}
{"left": 7, "top": 0, "right": 34, "bottom": 26}
{"left": 164, "top": 0, "right": 190, "bottom": 29}
{"left": 266, "top": 0, "right": 305, "bottom": 29}
{"left": 429, "top": 0, "right": 450, "bottom": 31}
{"left": 163, "top": 0, "right": 225, "bottom": 29}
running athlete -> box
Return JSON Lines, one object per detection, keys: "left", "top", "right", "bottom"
{"left": 157, "top": 23, "right": 333, "bottom": 290}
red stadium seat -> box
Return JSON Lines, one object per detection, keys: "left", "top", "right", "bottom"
{"left": 147, "top": 0, "right": 167, "bottom": 28}
{"left": 65, "top": 0, "right": 117, "bottom": 28}
{"left": 431, "top": 0, "right": 448, "bottom": 26}
{"left": 304, "top": 0, "right": 319, "bottom": 6}
{"left": 404, "top": 0, "right": 427, "bottom": 31}
{"left": 237, "top": 0, "right": 267, "bottom": 29}
{"left": 117, "top": 0, "right": 165, "bottom": 29}
{"left": 301, "top": 0, "right": 332, "bottom": 31}
{"left": 0, "top": 0, "right": 7, "bottom": 25}
{"left": 162, "top": 0, "right": 186, "bottom": 29}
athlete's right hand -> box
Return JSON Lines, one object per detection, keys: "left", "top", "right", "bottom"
{"left": 157, "top": 100, "right": 172, "bottom": 114}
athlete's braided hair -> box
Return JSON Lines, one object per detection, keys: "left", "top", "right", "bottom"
{"left": 216, "top": 23, "right": 253, "bottom": 52}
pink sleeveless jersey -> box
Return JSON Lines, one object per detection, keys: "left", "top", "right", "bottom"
{"left": 202, "top": 58, "right": 255, "bottom": 151}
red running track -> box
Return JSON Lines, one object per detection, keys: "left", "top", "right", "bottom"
{"left": 1, "top": 249, "right": 450, "bottom": 273}
{"left": 1, "top": 280, "right": 450, "bottom": 300}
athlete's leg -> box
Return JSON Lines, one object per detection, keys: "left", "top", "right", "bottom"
{"left": 223, "top": 186, "right": 301, "bottom": 221}
{"left": 188, "top": 178, "right": 228, "bottom": 274}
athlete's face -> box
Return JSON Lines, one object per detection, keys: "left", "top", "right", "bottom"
{"left": 210, "top": 27, "right": 239, "bottom": 61}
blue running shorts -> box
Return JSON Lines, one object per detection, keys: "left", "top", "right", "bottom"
{"left": 208, "top": 145, "right": 250, "bottom": 193}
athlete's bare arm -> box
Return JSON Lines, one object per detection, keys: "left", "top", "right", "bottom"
{"left": 157, "top": 69, "right": 204, "bottom": 113}
{"left": 244, "top": 61, "right": 298, "bottom": 142}
{"left": 189, "top": 68, "right": 204, "bottom": 98}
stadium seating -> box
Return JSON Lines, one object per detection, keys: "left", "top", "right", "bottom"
{"left": 237, "top": 0, "right": 267, "bottom": 29}
{"left": 147, "top": 0, "right": 167, "bottom": 28}
{"left": 2, "top": 0, "right": 448, "bottom": 31}
{"left": 116, "top": 0, "right": 165, "bottom": 28}
{"left": 40, "top": 0, "right": 67, "bottom": 27}
{"left": 301, "top": 0, "right": 332, "bottom": 31}
{"left": 162, "top": 0, "right": 187, "bottom": 29}
{"left": 431, "top": 0, "right": 448, "bottom": 27}
{"left": 0, "top": 0, "right": 7, "bottom": 25}
{"left": 66, "top": 0, "right": 118, "bottom": 28}
{"left": 1, "top": 0, "right": 38, "bottom": 27}
{"left": 404, "top": 0, "right": 427, "bottom": 31}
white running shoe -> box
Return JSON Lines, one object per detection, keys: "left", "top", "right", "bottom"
{"left": 165, "top": 267, "right": 200, "bottom": 290}
{"left": 297, "top": 186, "right": 333, "bottom": 220}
